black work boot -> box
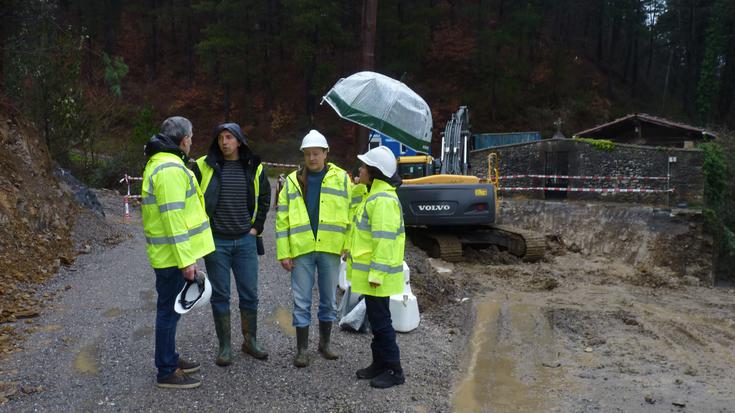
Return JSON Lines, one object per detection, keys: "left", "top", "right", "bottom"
{"left": 294, "top": 326, "right": 310, "bottom": 368}
{"left": 240, "top": 309, "right": 268, "bottom": 360}
{"left": 356, "top": 346, "right": 384, "bottom": 379}
{"left": 318, "top": 321, "right": 339, "bottom": 360}
{"left": 212, "top": 312, "right": 232, "bottom": 366}
{"left": 370, "top": 362, "right": 405, "bottom": 389}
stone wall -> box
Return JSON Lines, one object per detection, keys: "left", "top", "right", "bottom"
{"left": 470, "top": 139, "right": 704, "bottom": 206}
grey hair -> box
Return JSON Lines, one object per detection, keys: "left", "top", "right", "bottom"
{"left": 160, "top": 116, "right": 193, "bottom": 141}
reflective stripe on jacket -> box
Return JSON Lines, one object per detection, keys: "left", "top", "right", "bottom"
{"left": 275, "top": 163, "right": 351, "bottom": 260}
{"left": 194, "top": 155, "right": 270, "bottom": 234}
{"left": 346, "top": 179, "right": 405, "bottom": 297}
{"left": 142, "top": 152, "right": 215, "bottom": 268}
{"left": 195, "top": 155, "right": 265, "bottom": 226}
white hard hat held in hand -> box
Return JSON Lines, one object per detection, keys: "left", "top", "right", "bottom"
{"left": 174, "top": 271, "right": 212, "bottom": 314}
{"left": 357, "top": 146, "right": 397, "bottom": 177}
{"left": 300, "top": 129, "right": 329, "bottom": 150}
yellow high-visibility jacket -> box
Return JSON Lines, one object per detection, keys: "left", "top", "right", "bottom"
{"left": 194, "top": 155, "right": 268, "bottom": 231}
{"left": 275, "top": 163, "right": 351, "bottom": 260}
{"left": 346, "top": 178, "right": 405, "bottom": 297}
{"left": 142, "top": 152, "right": 214, "bottom": 269}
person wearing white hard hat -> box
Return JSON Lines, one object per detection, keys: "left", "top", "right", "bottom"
{"left": 275, "top": 129, "right": 352, "bottom": 367}
{"left": 344, "top": 145, "right": 406, "bottom": 389}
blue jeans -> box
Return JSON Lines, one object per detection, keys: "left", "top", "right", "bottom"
{"left": 365, "top": 295, "right": 401, "bottom": 365}
{"left": 291, "top": 252, "right": 340, "bottom": 327}
{"left": 204, "top": 233, "right": 259, "bottom": 316}
{"left": 154, "top": 266, "right": 186, "bottom": 379}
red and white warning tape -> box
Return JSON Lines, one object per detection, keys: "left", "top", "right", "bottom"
{"left": 119, "top": 174, "right": 144, "bottom": 184}
{"left": 499, "top": 174, "right": 669, "bottom": 181}
{"left": 120, "top": 175, "right": 144, "bottom": 221}
{"left": 499, "top": 187, "right": 674, "bottom": 193}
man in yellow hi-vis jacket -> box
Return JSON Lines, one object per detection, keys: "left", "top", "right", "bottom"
{"left": 142, "top": 116, "right": 214, "bottom": 389}
{"left": 276, "top": 130, "right": 351, "bottom": 368}
{"left": 346, "top": 146, "right": 406, "bottom": 389}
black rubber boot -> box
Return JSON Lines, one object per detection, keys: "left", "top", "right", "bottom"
{"left": 240, "top": 309, "right": 268, "bottom": 360}
{"left": 212, "top": 312, "right": 232, "bottom": 366}
{"left": 294, "top": 326, "right": 310, "bottom": 368}
{"left": 370, "top": 362, "right": 405, "bottom": 389}
{"left": 318, "top": 321, "right": 339, "bottom": 360}
{"left": 356, "top": 346, "right": 384, "bottom": 379}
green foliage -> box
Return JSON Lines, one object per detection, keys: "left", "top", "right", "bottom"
{"left": 90, "top": 106, "right": 158, "bottom": 188}
{"left": 573, "top": 137, "right": 616, "bottom": 151}
{"left": 701, "top": 140, "right": 735, "bottom": 277}
{"left": 701, "top": 143, "right": 727, "bottom": 207}
{"left": 131, "top": 106, "right": 158, "bottom": 147}
{"left": 102, "top": 53, "right": 129, "bottom": 97}
{"left": 3, "top": 0, "right": 91, "bottom": 164}
{"left": 696, "top": 0, "right": 734, "bottom": 123}
{"left": 282, "top": 0, "right": 351, "bottom": 97}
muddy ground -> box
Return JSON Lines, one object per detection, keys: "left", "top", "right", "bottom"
{"left": 412, "top": 200, "right": 735, "bottom": 412}
{"left": 1, "top": 187, "right": 734, "bottom": 412}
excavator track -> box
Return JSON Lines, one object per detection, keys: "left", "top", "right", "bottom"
{"left": 432, "top": 234, "right": 463, "bottom": 262}
{"left": 408, "top": 230, "right": 464, "bottom": 262}
{"left": 489, "top": 225, "right": 546, "bottom": 262}
{"left": 408, "top": 226, "right": 545, "bottom": 262}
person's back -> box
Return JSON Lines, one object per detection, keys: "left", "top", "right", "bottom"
{"left": 141, "top": 116, "right": 214, "bottom": 390}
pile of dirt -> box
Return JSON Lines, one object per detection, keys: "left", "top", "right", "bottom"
{"left": 498, "top": 199, "right": 714, "bottom": 284}
{"left": 0, "top": 101, "right": 87, "bottom": 355}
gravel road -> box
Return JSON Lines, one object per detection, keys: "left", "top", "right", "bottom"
{"left": 0, "top": 189, "right": 465, "bottom": 412}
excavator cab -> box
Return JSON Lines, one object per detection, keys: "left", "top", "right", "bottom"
{"left": 396, "top": 155, "right": 434, "bottom": 179}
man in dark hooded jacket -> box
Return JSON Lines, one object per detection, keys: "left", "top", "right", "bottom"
{"left": 191, "top": 122, "right": 271, "bottom": 366}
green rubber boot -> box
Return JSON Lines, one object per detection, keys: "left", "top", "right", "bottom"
{"left": 213, "top": 312, "right": 232, "bottom": 366}
{"left": 318, "top": 321, "right": 339, "bottom": 360}
{"left": 240, "top": 309, "right": 268, "bottom": 360}
{"left": 294, "top": 326, "right": 310, "bottom": 368}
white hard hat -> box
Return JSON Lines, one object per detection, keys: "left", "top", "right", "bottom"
{"left": 357, "top": 146, "right": 397, "bottom": 177}
{"left": 300, "top": 129, "right": 329, "bottom": 150}
{"left": 174, "top": 271, "right": 212, "bottom": 314}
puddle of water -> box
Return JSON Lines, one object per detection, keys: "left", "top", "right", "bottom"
{"left": 38, "top": 324, "right": 61, "bottom": 333}
{"left": 103, "top": 308, "right": 123, "bottom": 318}
{"left": 267, "top": 307, "right": 296, "bottom": 336}
{"left": 452, "top": 296, "right": 558, "bottom": 413}
{"left": 74, "top": 345, "right": 99, "bottom": 375}
{"left": 133, "top": 326, "right": 153, "bottom": 341}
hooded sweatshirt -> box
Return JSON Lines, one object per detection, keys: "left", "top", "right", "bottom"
{"left": 192, "top": 123, "right": 271, "bottom": 237}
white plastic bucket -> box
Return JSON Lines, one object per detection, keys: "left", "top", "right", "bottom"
{"left": 389, "top": 262, "right": 420, "bottom": 332}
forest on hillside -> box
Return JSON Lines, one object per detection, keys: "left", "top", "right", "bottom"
{"left": 0, "top": 0, "right": 733, "bottom": 277}
{"left": 0, "top": 0, "right": 734, "bottom": 177}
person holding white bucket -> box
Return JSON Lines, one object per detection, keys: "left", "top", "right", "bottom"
{"left": 345, "top": 146, "right": 406, "bottom": 389}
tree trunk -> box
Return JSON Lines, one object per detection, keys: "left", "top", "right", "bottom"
{"left": 185, "top": 0, "right": 193, "bottom": 87}
{"left": 660, "top": 48, "right": 674, "bottom": 113}
{"left": 223, "top": 82, "right": 231, "bottom": 122}
{"left": 148, "top": 0, "right": 159, "bottom": 81}
{"left": 596, "top": 0, "right": 605, "bottom": 63}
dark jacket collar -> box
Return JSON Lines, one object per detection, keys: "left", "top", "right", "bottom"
{"left": 144, "top": 134, "right": 187, "bottom": 161}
